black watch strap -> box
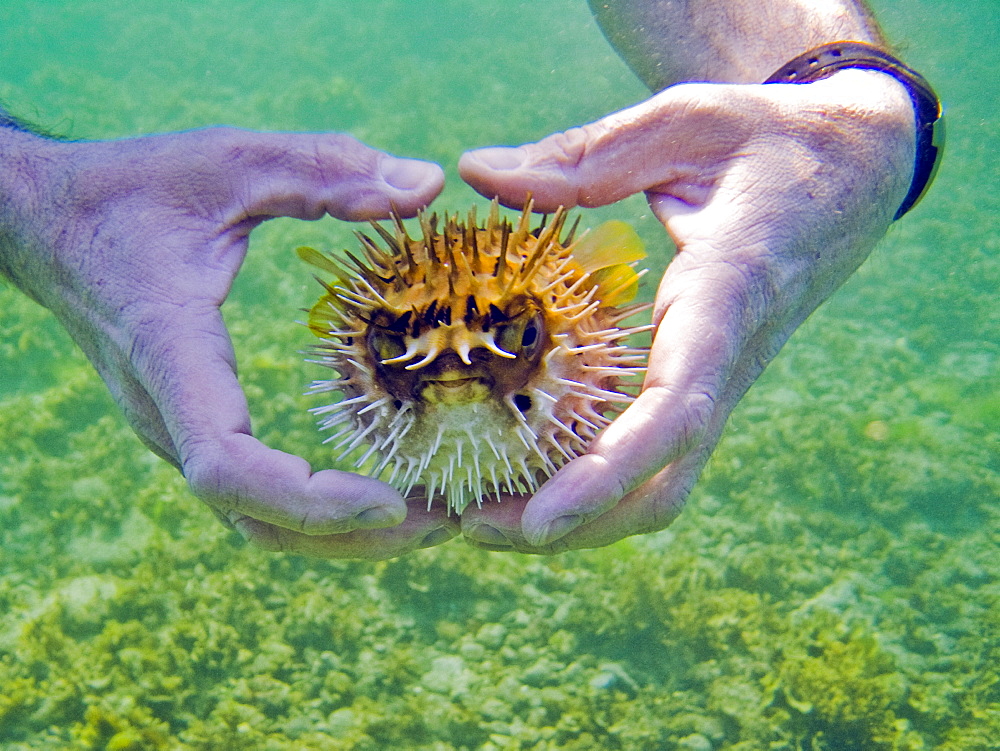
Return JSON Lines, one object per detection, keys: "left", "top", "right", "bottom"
{"left": 764, "top": 41, "right": 944, "bottom": 221}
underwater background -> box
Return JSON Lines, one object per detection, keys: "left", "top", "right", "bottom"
{"left": 0, "top": 0, "right": 996, "bottom": 748}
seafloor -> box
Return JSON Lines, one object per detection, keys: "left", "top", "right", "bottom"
{"left": 0, "top": 1, "right": 997, "bottom": 749}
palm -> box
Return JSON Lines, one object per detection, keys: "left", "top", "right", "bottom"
{"left": 459, "top": 72, "right": 915, "bottom": 551}
{"left": 4, "top": 126, "right": 454, "bottom": 559}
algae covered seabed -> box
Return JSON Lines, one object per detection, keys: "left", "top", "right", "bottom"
{"left": 1, "top": 1, "right": 997, "bottom": 748}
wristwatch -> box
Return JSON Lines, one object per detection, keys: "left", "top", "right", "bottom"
{"left": 765, "top": 40, "right": 944, "bottom": 221}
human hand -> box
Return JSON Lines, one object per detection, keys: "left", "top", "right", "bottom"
{"left": 457, "top": 70, "right": 916, "bottom": 552}
{"left": 0, "top": 125, "right": 459, "bottom": 559}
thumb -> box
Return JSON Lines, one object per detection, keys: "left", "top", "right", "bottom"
{"left": 178, "top": 128, "right": 445, "bottom": 224}
{"left": 458, "top": 84, "right": 757, "bottom": 213}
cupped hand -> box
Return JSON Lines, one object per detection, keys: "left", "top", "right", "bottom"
{"left": 1, "top": 126, "right": 459, "bottom": 559}
{"left": 458, "top": 70, "right": 916, "bottom": 553}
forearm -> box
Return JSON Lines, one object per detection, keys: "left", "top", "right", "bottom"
{"left": 0, "top": 111, "right": 59, "bottom": 302}
{"left": 588, "top": 0, "right": 885, "bottom": 89}
{"left": 0, "top": 104, "right": 31, "bottom": 132}
{"left": 0, "top": 120, "right": 32, "bottom": 285}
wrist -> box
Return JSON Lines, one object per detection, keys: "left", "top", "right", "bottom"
{"left": 0, "top": 124, "right": 60, "bottom": 296}
{"left": 590, "top": 0, "right": 884, "bottom": 89}
{"left": 765, "top": 41, "right": 944, "bottom": 220}
{"left": 0, "top": 107, "right": 34, "bottom": 134}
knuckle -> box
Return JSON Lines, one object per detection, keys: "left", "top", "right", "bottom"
{"left": 644, "top": 384, "right": 718, "bottom": 457}
{"left": 183, "top": 441, "right": 231, "bottom": 507}
{"left": 547, "top": 126, "right": 590, "bottom": 168}
{"left": 679, "top": 388, "right": 717, "bottom": 450}
{"left": 194, "top": 126, "right": 254, "bottom": 164}
{"left": 649, "top": 491, "right": 689, "bottom": 533}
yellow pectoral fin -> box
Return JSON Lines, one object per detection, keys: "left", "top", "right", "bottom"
{"left": 297, "top": 246, "right": 348, "bottom": 281}
{"left": 573, "top": 220, "right": 646, "bottom": 269}
{"left": 298, "top": 246, "right": 354, "bottom": 336}
{"left": 572, "top": 220, "right": 645, "bottom": 305}
{"left": 306, "top": 294, "right": 345, "bottom": 337}
{"left": 590, "top": 264, "right": 641, "bottom": 306}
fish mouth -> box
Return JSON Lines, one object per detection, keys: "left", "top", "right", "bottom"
{"left": 424, "top": 371, "right": 482, "bottom": 387}
{"left": 429, "top": 377, "right": 480, "bottom": 390}
{"left": 418, "top": 368, "right": 493, "bottom": 404}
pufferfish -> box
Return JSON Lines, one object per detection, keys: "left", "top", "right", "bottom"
{"left": 298, "top": 199, "right": 650, "bottom": 515}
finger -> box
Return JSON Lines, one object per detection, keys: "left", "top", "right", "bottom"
{"left": 465, "top": 396, "right": 719, "bottom": 554}
{"left": 461, "top": 496, "right": 533, "bottom": 552}
{"left": 520, "top": 256, "right": 756, "bottom": 546}
{"left": 458, "top": 84, "right": 756, "bottom": 212}
{"left": 178, "top": 128, "right": 444, "bottom": 223}
{"left": 231, "top": 500, "right": 460, "bottom": 560}
{"left": 126, "top": 300, "right": 409, "bottom": 535}
{"left": 530, "top": 441, "right": 708, "bottom": 552}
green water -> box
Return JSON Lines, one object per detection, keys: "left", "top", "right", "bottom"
{"left": 0, "top": 1, "right": 997, "bottom": 748}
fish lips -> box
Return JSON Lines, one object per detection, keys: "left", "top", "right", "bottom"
{"left": 415, "top": 351, "right": 496, "bottom": 402}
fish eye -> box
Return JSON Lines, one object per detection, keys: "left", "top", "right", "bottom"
{"left": 521, "top": 320, "right": 538, "bottom": 348}
{"left": 495, "top": 312, "right": 545, "bottom": 358}
{"left": 520, "top": 314, "right": 544, "bottom": 357}
{"left": 369, "top": 329, "right": 406, "bottom": 361}
{"left": 521, "top": 315, "right": 542, "bottom": 350}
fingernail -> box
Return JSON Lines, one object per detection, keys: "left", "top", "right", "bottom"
{"left": 470, "top": 147, "right": 526, "bottom": 171}
{"left": 529, "top": 514, "right": 582, "bottom": 546}
{"left": 380, "top": 157, "right": 433, "bottom": 190}
{"left": 467, "top": 523, "right": 512, "bottom": 548}
{"left": 352, "top": 505, "right": 402, "bottom": 529}
{"left": 418, "top": 527, "right": 454, "bottom": 549}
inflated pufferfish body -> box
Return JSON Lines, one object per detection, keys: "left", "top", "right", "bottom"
{"left": 299, "top": 200, "right": 650, "bottom": 515}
